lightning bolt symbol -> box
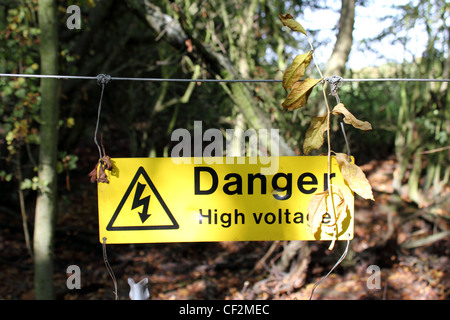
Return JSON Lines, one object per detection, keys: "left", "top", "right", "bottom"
{"left": 132, "top": 182, "right": 151, "bottom": 223}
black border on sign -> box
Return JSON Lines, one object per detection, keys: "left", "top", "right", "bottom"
{"left": 106, "top": 166, "right": 179, "bottom": 231}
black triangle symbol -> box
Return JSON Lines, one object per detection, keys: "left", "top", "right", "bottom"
{"left": 106, "top": 167, "right": 179, "bottom": 231}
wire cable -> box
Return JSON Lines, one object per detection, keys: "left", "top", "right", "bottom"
{"left": 309, "top": 233, "right": 351, "bottom": 300}
{"left": 102, "top": 237, "right": 119, "bottom": 300}
{"left": 1, "top": 73, "right": 449, "bottom": 83}
{"left": 93, "top": 74, "right": 111, "bottom": 162}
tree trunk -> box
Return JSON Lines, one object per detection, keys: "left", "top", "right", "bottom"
{"left": 320, "top": 0, "right": 355, "bottom": 115}
{"left": 34, "top": 0, "right": 60, "bottom": 300}
{"left": 324, "top": 0, "right": 356, "bottom": 78}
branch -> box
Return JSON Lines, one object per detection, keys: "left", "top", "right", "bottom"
{"left": 127, "top": 0, "right": 296, "bottom": 156}
{"left": 419, "top": 145, "right": 450, "bottom": 154}
{"left": 401, "top": 230, "right": 450, "bottom": 249}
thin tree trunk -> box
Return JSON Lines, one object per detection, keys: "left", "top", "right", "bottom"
{"left": 324, "top": 0, "right": 355, "bottom": 78}
{"left": 34, "top": 0, "right": 60, "bottom": 300}
{"left": 320, "top": 0, "right": 355, "bottom": 115}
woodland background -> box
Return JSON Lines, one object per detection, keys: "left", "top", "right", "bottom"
{"left": 0, "top": 0, "right": 449, "bottom": 300}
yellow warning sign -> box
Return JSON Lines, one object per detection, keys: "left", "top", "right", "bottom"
{"left": 98, "top": 156, "right": 354, "bottom": 244}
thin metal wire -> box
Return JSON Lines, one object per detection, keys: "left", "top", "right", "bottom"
{"left": 1, "top": 72, "right": 449, "bottom": 83}
{"left": 309, "top": 233, "right": 351, "bottom": 300}
{"left": 94, "top": 83, "right": 105, "bottom": 160}
{"left": 340, "top": 121, "right": 351, "bottom": 160}
{"left": 326, "top": 76, "right": 352, "bottom": 159}
{"left": 0, "top": 73, "right": 98, "bottom": 80}
{"left": 112, "top": 77, "right": 282, "bottom": 83}
{"left": 0, "top": 73, "right": 280, "bottom": 82}
{"left": 102, "top": 237, "right": 119, "bottom": 300}
{"left": 341, "top": 78, "right": 450, "bottom": 83}
{"left": 93, "top": 74, "right": 111, "bottom": 161}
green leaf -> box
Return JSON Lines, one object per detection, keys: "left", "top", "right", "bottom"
{"left": 20, "top": 177, "right": 39, "bottom": 190}
{"left": 303, "top": 115, "right": 328, "bottom": 155}
{"left": 3, "top": 85, "right": 13, "bottom": 97}
{"left": 282, "top": 78, "right": 322, "bottom": 111}
{"left": 56, "top": 161, "right": 64, "bottom": 174}
{"left": 0, "top": 171, "right": 13, "bottom": 182}
{"left": 278, "top": 13, "right": 307, "bottom": 35}
{"left": 66, "top": 117, "right": 75, "bottom": 128}
{"left": 282, "top": 50, "right": 313, "bottom": 90}
{"left": 68, "top": 155, "right": 79, "bottom": 170}
{"left": 15, "top": 88, "right": 26, "bottom": 99}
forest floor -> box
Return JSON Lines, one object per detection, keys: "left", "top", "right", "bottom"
{"left": 0, "top": 156, "right": 449, "bottom": 300}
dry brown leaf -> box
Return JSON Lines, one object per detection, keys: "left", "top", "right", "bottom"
{"left": 282, "top": 50, "right": 313, "bottom": 90}
{"left": 278, "top": 13, "right": 307, "bottom": 35}
{"left": 331, "top": 103, "right": 372, "bottom": 131}
{"left": 329, "top": 186, "right": 349, "bottom": 231}
{"left": 335, "top": 152, "right": 374, "bottom": 200}
{"left": 307, "top": 187, "right": 350, "bottom": 241}
{"left": 281, "top": 78, "right": 322, "bottom": 111}
{"left": 307, "top": 191, "right": 328, "bottom": 236}
{"left": 303, "top": 115, "right": 328, "bottom": 155}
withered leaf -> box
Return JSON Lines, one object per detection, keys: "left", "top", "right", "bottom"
{"left": 97, "top": 165, "right": 109, "bottom": 183}
{"left": 335, "top": 152, "right": 374, "bottom": 200}
{"left": 88, "top": 156, "right": 112, "bottom": 184}
{"left": 308, "top": 187, "right": 350, "bottom": 243}
{"left": 307, "top": 191, "right": 328, "bottom": 237}
{"left": 331, "top": 103, "right": 372, "bottom": 131}
{"left": 278, "top": 13, "right": 307, "bottom": 35}
{"left": 303, "top": 115, "right": 328, "bottom": 155}
{"left": 282, "top": 50, "right": 313, "bottom": 90}
{"left": 282, "top": 78, "right": 322, "bottom": 111}
{"left": 102, "top": 155, "right": 112, "bottom": 170}
{"left": 88, "top": 164, "right": 98, "bottom": 183}
{"left": 329, "top": 187, "right": 349, "bottom": 231}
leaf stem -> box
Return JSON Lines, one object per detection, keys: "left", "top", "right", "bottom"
{"left": 307, "top": 37, "right": 324, "bottom": 79}
{"left": 307, "top": 34, "right": 337, "bottom": 250}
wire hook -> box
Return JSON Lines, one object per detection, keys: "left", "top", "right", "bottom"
{"left": 93, "top": 74, "right": 111, "bottom": 161}
{"left": 325, "top": 75, "right": 343, "bottom": 104}
{"left": 102, "top": 237, "right": 119, "bottom": 300}
{"left": 325, "top": 75, "right": 351, "bottom": 159}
